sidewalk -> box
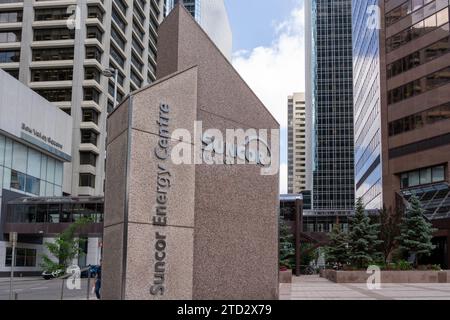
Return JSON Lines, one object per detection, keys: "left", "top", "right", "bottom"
{"left": 280, "top": 275, "right": 450, "bottom": 300}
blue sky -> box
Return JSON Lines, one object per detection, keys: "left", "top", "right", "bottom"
{"left": 226, "top": 0, "right": 306, "bottom": 193}
{"left": 225, "top": 0, "right": 301, "bottom": 52}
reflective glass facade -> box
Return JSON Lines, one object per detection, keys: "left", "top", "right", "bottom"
{"left": 311, "top": 0, "right": 355, "bottom": 210}
{"left": 352, "top": 0, "right": 382, "bottom": 209}
{"left": 170, "top": 0, "right": 201, "bottom": 22}
{"left": 0, "top": 134, "right": 63, "bottom": 197}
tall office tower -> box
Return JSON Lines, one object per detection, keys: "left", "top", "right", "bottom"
{"left": 352, "top": 0, "right": 382, "bottom": 210}
{"left": 307, "top": 0, "right": 355, "bottom": 212}
{"left": 287, "top": 93, "right": 312, "bottom": 194}
{"left": 166, "top": 0, "right": 232, "bottom": 60}
{"left": 353, "top": 0, "right": 450, "bottom": 267}
{"left": 383, "top": 0, "right": 450, "bottom": 220}
{"left": 0, "top": 0, "right": 164, "bottom": 196}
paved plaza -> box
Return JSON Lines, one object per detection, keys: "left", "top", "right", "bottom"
{"left": 280, "top": 275, "right": 450, "bottom": 300}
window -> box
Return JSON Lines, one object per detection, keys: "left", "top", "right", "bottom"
{"left": 34, "top": 28, "right": 75, "bottom": 41}
{"left": 85, "top": 46, "right": 102, "bottom": 62}
{"left": 0, "top": 10, "right": 22, "bottom": 23}
{"left": 400, "top": 165, "right": 447, "bottom": 188}
{"left": 87, "top": 6, "right": 103, "bottom": 21}
{"left": 31, "top": 68, "right": 73, "bottom": 82}
{"left": 86, "top": 26, "right": 103, "bottom": 42}
{"left": 5, "top": 247, "right": 37, "bottom": 267}
{"left": 5, "top": 69, "right": 18, "bottom": 79}
{"left": 389, "top": 101, "right": 450, "bottom": 136}
{"left": 432, "top": 166, "right": 445, "bottom": 182}
{"left": 79, "top": 173, "right": 95, "bottom": 188}
{"left": 80, "top": 129, "right": 98, "bottom": 145}
{"left": 387, "top": 7, "right": 450, "bottom": 52}
{"left": 82, "top": 108, "right": 99, "bottom": 124}
{"left": 32, "top": 47, "right": 74, "bottom": 61}
{"left": 10, "top": 170, "right": 25, "bottom": 191}
{"left": 35, "top": 8, "right": 71, "bottom": 21}
{"left": 111, "top": 26, "right": 126, "bottom": 50}
{"left": 388, "top": 67, "right": 450, "bottom": 105}
{"left": 0, "top": 49, "right": 20, "bottom": 63}
{"left": 84, "top": 67, "right": 100, "bottom": 83}
{"left": 35, "top": 88, "right": 72, "bottom": 102}
{"left": 80, "top": 151, "right": 97, "bottom": 167}
{"left": 83, "top": 87, "right": 100, "bottom": 103}
{"left": 387, "top": 37, "right": 450, "bottom": 79}
{"left": 0, "top": 30, "right": 21, "bottom": 43}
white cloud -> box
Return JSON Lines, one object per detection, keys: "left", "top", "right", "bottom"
{"left": 232, "top": 1, "right": 305, "bottom": 194}
{"left": 232, "top": 2, "right": 305, "bottom": 129}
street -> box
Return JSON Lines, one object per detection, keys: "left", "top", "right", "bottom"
{"left": 0, "top": 277, "right": 97, "bottom": 300}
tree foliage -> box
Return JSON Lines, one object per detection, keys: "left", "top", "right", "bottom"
{"left": 348, "top": 198, "right": 383, "bottom": 269}
{"left": 40, "top": 217, "right": 92, "bottom": 274}
{"left": 324, "top": 223, "right": 349, "bottom": 268}
{"left": 396, "top": 195, "right": 437, "bottom": 266}
{"left": 279, "top": 218, "right": 295, "bottom": 269}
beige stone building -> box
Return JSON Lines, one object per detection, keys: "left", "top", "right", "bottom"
{"left": 288, "top": 92, "right": 311, "bottom": 194}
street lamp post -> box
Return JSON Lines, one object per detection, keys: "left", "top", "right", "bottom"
{"left": 102, "top": 67, "right": 118, "bottom": 109}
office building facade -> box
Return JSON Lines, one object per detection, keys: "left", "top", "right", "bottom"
{"left": 0, "top": 0, "right": 165, "bottom": 197}
{"left": 352, "top": 0, "right": 383, "bottom": 210}
{"left": 382, "top": 0, "right": 450, "bottom": 216}
{"left": 287, "top": 93, "right": 312, "bottom": 194}
{"left": 166, "top": 0, "right": 232, "bottom": 60}
{"left": 307, "top": 0, "right": 355, "bottom": 212}
{"left": 353, "top": 0, "right": 450, "bottom": 215}
{"left": 0, "top": 68, "right": 87, "bottom": 276}
{"left": 353, "top": 0, "right": 450, "bottom": 267}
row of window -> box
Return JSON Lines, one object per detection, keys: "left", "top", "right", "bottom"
{"left": 389, "top": 101, "right": 450, "bottom": 136}
{"left": 400, "top": 165, "right": 446, "bottom": 188}
{"left": 387, "top": 36, "right": 450, "bottom": 78}
{"left": 10, "top": 170, "right": 41, "bottom": 195}
{"left": 0, "top": 10, "right": 22, "bottom": 23}
{"left": 386, "top": 0, "right": 435, "bottom": 26}
{"left": 388, "top": 66, "right": 450, "bottom": 104}
{"left": 5, "top": 248, "right": 36, "bottom": 267}
{"left": 0, "top": 135, "right": 63, "bottom": 187}
{"left": 35, "top": 87, "right": 101, "bottom": 103}
{"left": 7, "top": 202, "right": 104, "bottom": 224}
{"left": 386, "top": 7, "right": 449, "bottom": 53}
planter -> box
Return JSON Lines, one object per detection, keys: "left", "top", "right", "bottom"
{"left": 279, "top": 269, "right": 292, "bottom": 283}
{"left": 322, "top": 269, "right": 450, "bottom": 283}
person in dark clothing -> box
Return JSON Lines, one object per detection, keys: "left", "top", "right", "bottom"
{"left": 94, "top": 261, "right": 101, "bottom": 299}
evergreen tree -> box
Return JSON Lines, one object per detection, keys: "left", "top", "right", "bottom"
{"left": 348, "top": 198, "right": 383, "bottom": 269}
{"left": 325, "top": 223, "right": 349, "bottom": 268}
{"left": 396, "top": 195, "right": 437, "bottom": 266}
{"left": 279, "top": 218, "right": 295, "bottom": 269}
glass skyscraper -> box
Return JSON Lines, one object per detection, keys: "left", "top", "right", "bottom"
{"left": 171, "top": 0, "right": 201, "bottom": 22}
{"left": 308, "top": 0, "right": 355, "bottom": 211}
{"left": 165, "top": 0, "right": 232, "bottom": 60}
{"left": 352, "top": 0, "right": 382, "bottom": 210}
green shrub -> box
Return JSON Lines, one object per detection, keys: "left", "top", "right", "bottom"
{"left": 431, "top": 264, "right": 442, "bottom": 271}
{"left": 395, "top": 260, "right": 413, "bottom": 270}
